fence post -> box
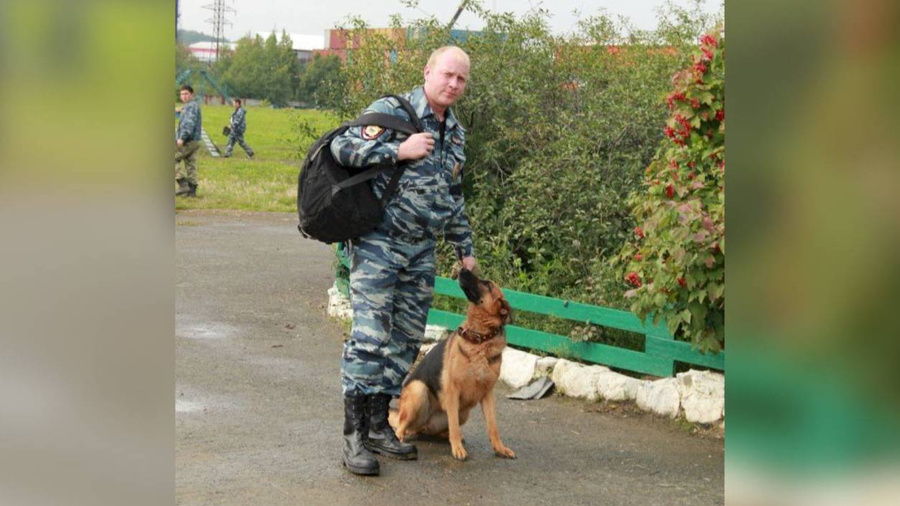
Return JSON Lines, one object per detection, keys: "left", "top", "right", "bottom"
{"left": 644, "top": 316, "right": 676, "bottom": 376}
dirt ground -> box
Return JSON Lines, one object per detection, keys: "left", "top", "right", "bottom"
{"left": 176, "top": 210, "right": 724, "bottom": 505}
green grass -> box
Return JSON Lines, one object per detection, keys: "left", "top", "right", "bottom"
{"left": 175, "top": 105, "right": 339, "bottom": 212}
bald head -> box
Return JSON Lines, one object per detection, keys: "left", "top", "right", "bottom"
{"left": 427, "top": 46, "right": 470, "bottom": 69}
{"left": 423, "top": 46, "right": 470, "bottom": 118}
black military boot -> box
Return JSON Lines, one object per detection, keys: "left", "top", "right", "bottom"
{"left": 342, "top": 394, "right": 379, "bottom": 476}
{"left": 366, "top": 393, "right": 417, "bottom": 460}
{"left": 187, "top": 182, "right": 198, "bottom": 198}
{"left": 175, "top": 179, "right": 191, "bottom": 196}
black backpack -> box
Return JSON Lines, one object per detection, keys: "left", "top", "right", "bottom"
{"left": 297, "top": 95, "right": 423, "bottom": 244}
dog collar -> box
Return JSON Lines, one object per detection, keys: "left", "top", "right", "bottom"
{"left": 457, "top": 326, "right": 501, "bottom": 344}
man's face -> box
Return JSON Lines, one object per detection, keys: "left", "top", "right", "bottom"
{"left": 233, "top": 101, "right": 240, "bottom": 109}
{"left": 179, "top": 90, "right": 193, "bottom": 103}
{"left": 423, "top": 51, "right": 469, "bottom": 110}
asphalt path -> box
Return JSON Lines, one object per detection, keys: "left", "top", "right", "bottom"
{"left": 176, "top": 210, "right": 724, "bottom": 505}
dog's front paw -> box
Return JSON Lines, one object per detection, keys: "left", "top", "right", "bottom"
{"left": 451, "top": 444, "right": 468, "bottom": 461}
{"left": 494, "top": 445, "right": 516, "bottom": 459}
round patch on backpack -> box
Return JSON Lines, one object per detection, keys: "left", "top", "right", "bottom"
{"left": 362, "top": 125, "right": 385, "bottom": 140}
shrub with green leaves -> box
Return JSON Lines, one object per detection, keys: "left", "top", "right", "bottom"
{"left": 618, "top": 28, "right": 725, "bottom": 352}
{"left": 324, "top": 2, "right": 721, "bottom": 344}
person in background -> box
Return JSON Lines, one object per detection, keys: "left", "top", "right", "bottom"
{"left": 175, "top": 84, "right": 202, "bottom": 197}
{"left": 223, "top": 98, "right": 254, "bottom": 159}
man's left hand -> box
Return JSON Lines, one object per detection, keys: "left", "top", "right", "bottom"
{"left": 461, "top": 256, "right": 478, "bottom": 272}
{"left": 177, "top": 139, "right": 184, "bottom": 147}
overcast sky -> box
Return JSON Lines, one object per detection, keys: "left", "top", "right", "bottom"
{"left": 177, "top": 0, "right": 723, "bottom": 40}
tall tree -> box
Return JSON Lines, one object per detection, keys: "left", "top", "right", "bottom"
{"left": 222, "top": 31, "right": 298, "bottom": 105}
{"left": 278, "top": 31, "right": 302, "bottom": 103}
{"left": 297, "top": 54, "right": 342, "bottom": 106}
{"left": 222, "top": 35, "right": 266, "bottom": 98}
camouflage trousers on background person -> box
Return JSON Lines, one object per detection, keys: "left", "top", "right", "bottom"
{"left": 175, "top": 140, "right": 201, "bottom": 187}
{"left": 224, "top": 134, "right": 254, "bottom": 158}
{"left": 341, "top": 230, "right": 436, "bottom": 397}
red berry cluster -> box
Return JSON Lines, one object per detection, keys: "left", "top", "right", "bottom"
{"left": 626, "top": 272, "right": 642, "bottom": 287}
{"left": 715, "top": 109, "right": 724, "bottom": 121}
{"left": 677, "top": 277, "right": 687, "bottom": 287}
{"left": 665, "top": 183, "right": 675, "bottom": 198}
{"left": 694, "top": 33, "right": 718, "bottom": 85}
{"left": 634, "top": 226, "right": 644, "bottom": 239}
{"left": 665, "top": 114, "right": 692, "bottom": 146}
{"left": 666, "top": 91, "right": 686, "bottom": 109}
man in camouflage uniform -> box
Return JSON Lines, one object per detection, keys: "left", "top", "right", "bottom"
{"left": 330, "top": 46, "right": 477, "bottom": 476}
{"left": 175, "top": 84, "right": 202, "bottom": 197}
{"left": 223, "top": 98, "right": 254, "bottom": 158}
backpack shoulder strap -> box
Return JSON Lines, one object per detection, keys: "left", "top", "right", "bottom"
{"left": 375, "top": 94, "right": 424, "bottom": 207}
{"left": 345, "top": 94, "right": 423, "bottom": 135}
{"left": 333, "top": 94, "right": 424, "bottom": 209}
{"left": 347, "top": 113, "right": 418, "bottom": 135}
{"left": 382, "top": 94, "right": 424, "bottom": 132}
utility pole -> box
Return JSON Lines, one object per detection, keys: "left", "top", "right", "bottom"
{"left": 448, "top": 0, "right": 473, "bottom": 32}
{"left": 202, "top": 0, "right": 236, "bottom": 64}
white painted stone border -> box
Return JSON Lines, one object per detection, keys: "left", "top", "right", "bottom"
{"left": 326, "top": 285, "right": 353, "bottom": 320}
{"left": 327, "top": 284, "right": 725, "bottom": 426}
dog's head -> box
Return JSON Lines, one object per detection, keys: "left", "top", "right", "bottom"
{"left": 459, "top": 268, "right": 513, "bottom": 328}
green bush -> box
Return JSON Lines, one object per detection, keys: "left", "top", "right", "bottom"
{"left": 617, "top": 28, "right": 725, "bottom": 352}
{"left": 328, "top": 3, "right": 720, "bottom": 344}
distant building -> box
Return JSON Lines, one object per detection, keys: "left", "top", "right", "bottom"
{"left": 188, "top": 41, "right": 237, "bottom": 63}
{"left": 189, "top": 33, "right": 325, "bottom": 64}
{"left": 315, "top": 28, "right": 481, "bottom": 63}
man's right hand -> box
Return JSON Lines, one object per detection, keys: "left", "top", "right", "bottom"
{"left": 397, "top": 132, "right": 434, "bottom": 161}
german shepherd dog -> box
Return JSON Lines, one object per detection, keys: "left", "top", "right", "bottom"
{"left": 388, "top": 268, "right": 516, "bottom": 460}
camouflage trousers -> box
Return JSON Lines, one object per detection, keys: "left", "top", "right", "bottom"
{"left": 175, "top": 140, "right": 200, "bottom": 185}
{"left": 224, "top": 134, "right": 254, "bottom": 157}
{"left": 341, "top": 230, "right": 436, "bottom": 396}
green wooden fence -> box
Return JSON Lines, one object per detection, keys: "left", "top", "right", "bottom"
{"left": 335, "top": 245, "right": 723, "bottom": 377}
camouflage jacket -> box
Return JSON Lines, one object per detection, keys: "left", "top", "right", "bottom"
{"left": 330, "top": 87, "right": 474, "bottom": 257}
{"left": 229, "top": 107, "right": 246, "bottom": 135}
{"left": 177, "top": 100, "right": 202, "bottom": 142}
